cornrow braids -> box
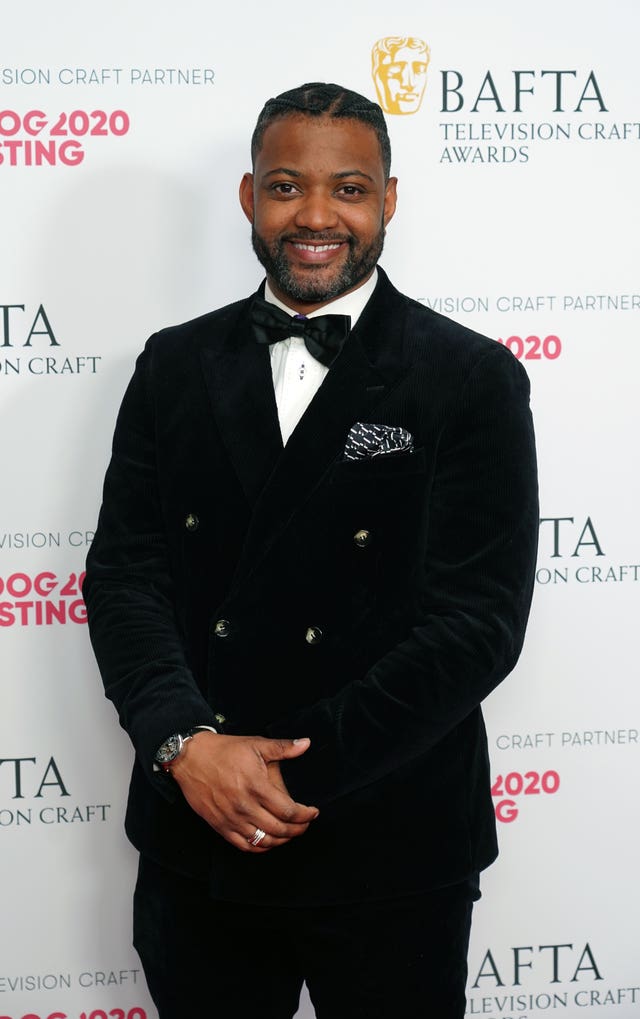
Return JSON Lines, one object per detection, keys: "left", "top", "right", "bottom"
{"left": 250, "top": 82, "right": 392, "bottom": 180}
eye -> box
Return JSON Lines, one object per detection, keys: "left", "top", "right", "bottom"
{"left": 270, "top": 181, "right": 300, "bottom": 196}
{"left": 336, "top": 184, "right": 365, "bottom": 198}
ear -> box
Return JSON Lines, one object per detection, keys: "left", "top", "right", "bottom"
{"left": 383, "top": 176, "right": 398, "bottom": 227}
{"left": 239, "top": 172, "right": 255, "bottom": 223}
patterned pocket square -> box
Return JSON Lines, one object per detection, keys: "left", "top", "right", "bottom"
{"left": 342, "top": 422, "right": 414, "bottom": 461}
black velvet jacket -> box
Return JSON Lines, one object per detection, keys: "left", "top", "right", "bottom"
{"left": 84, "top": 268, "right": 538, "bottom": 905}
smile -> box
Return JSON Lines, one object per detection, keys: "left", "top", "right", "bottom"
{"left": 291, "top": 242, "right": 343, "bottom": 252}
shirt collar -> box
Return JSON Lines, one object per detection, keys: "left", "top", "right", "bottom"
{"left": 263, "top": 269, "right": 378, "bottom": 331}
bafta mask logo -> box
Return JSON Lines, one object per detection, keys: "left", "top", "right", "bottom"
{"left": 372, "top": 36, "right": 431, "bottom": 115}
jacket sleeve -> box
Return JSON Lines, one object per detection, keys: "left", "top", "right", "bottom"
{"left": 268, "top": 343, "right": 539, "bottom": 806}
{"left": 83, "top": 340, "right": 218, "bottom": 798}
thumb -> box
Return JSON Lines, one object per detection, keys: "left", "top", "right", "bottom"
{"left": 260, "top": 737, "right": 311, "bottom": 762}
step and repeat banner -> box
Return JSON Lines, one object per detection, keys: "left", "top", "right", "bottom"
{"left": 1, "top": 1, "right": 638, "bottom": 1017}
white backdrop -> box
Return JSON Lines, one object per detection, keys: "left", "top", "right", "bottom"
{"left": 1, "top": 2, "right": 639, "bottom": 1017}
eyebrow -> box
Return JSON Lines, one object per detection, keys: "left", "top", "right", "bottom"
{"left": 262, "top": 167, "right": 302, "bottom": 180}
{"left": 334, "top": 169, "right": 375, "bottom": 182}
{"left": 261, "top": 167, "right": 375, "bottom": 183}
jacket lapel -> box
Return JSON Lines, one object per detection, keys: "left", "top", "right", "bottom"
{"left": 228, "top": 269, "right": 412, "bottom": 586}
{"left": 199, "top": 269, "right": 411, "bottom": 587}
{"left": 199, "top": 294, "right": 284, "bottom": 507}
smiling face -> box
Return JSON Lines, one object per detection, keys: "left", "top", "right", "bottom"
{"left": 239, "top": 114, "right": 397, "bottom": 313}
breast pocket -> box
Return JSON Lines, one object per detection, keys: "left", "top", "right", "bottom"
{"left": 332, "top": 445, "right": 427, "bottom": 483}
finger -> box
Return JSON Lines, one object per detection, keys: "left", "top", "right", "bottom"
{"left": 243, "top": 826, "right": 290, "bottom": 852}
{"left": 254, "top": 781, "right": 319, "bottom": 824}
{"left": 227, "top": 828, "right": 291, "bottom": 854}
{"left": 204, "top": 814, "right": 291, "bottom": 853}
{"left": 226, "top": 829, "right": 272, "bottom": 853}
{"left": 259, "top": 795, "right": 318, "bottom": 826}
{"left": 208, "top": 788, "right": 313, "bottom": 839}
{"left": 243, "top": 825, "right": 301, "bottom": 852}
{"left": 217, "top": 786, "right": 316, "bottom": 831}
{"left": 257, "top": 737, "right": 311, "bottom": 764}
{"left": 239, "top": 805, "right": 311, "bottom": 842}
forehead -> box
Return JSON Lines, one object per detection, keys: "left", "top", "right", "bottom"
{"left": 255, "top": 115, "right": 384, "bottom": 177}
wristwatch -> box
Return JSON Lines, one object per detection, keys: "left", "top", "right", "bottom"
{"left": 154, "top": 725, "right": 218, "bottom": 772}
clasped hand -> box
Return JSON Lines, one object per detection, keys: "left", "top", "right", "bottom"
{"left": 169, "top": 732, "right": 319, "bottom": 853}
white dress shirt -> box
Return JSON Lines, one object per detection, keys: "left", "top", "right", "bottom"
{"left": 264, "top": 270, "right": 378, "bottom": 445}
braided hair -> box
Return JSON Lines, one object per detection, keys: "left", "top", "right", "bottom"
{"left": 250, "top": 82, "right": 392, "bottom": 179}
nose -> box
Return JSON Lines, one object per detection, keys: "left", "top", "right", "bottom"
{"left": 294, "top": 188, "right": 339, "bottom": 232}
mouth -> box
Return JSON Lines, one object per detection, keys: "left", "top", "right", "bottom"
{"left": 285, "top": 237, "right": 349, "bottom": 265}
{"left": 291, "top": 242, "right": 342, "bottom": 253}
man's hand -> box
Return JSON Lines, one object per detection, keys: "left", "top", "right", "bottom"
{"left": 169, "top": 732, "right": 319, "bottom": 853}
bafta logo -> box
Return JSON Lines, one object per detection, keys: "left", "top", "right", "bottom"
{"left": 372, "top": 36, "right": 431, "bottom": 115}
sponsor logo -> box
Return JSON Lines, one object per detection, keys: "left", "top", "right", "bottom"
{"left": 418, "top": 293, "right": 640, "bottom": 314}
{"left": 0, "top": 531, "right": 95, "bottom": 551}
{"left": 438, "top": 68, "right": 616, "bottom": 165}
{"left": 0, "top": 65, "right": 215, "bottom": 86}
{"left": 491, "top": 727, "right": 639, "bottom": 823}
{"left": 495, "top": 729, "right": 639, "bottom": 751}
{"left": 0, "top": 304, "right": 101, "bottom": 376}
{"left": 0, "top": 570, "right": 86, "bottom": 626}
{"left": 371, "top": 37, "right": 430, "bottom": 115}
{"left": 496, "top": 335, "right": 561, "bottom": 362}
{"left": 537, "top": 516, "right": 639, "bottom": 586}
{"left": 491, "top": 769, "right": 560, "bottom": 824}
{"left": 0, "top": 972, "right": 145, "bottom": 1019}
{"left": 440, "top": 69, "right": 607, "bottom": 115}
{"left": 470, "top": 941, "right": 603, "bottom": 988}
{"left": 0, "top": 971, "right": 140, "bottom": 992}
{"left": 371, "top": 43, "right": 637, "bottom": 164}
{"left": 467, "top": 941, "right": 640, "bottom": 1013}
{"left": 0, "top": 1008, "right": 145, "bottom": 1019}
{"left": 0, "top": 109, "right": 130, "bottom": 167}
{"left": 0, "top": 755, "right": 110, "bottom": 828}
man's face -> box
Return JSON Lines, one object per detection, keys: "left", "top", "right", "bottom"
{"left": 376, "top": 45, "right": 429, "bottom": 115}
{"left": 239, "top": 115, "right": 397, "bottom": 313}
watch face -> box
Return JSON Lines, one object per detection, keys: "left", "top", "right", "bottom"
{"left": 155, "top": 734, "right": 183, "bottom": 764}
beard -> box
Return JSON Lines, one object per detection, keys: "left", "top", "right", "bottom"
{"left": 251, "top": 224, "right": 385, "bottom": 305}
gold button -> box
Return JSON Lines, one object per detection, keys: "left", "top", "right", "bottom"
{"left": 214, "top": 618, "right": 231, "bottom": 638}
{"left": 214, "top": 712, "right": 226, "bottom": 727}
{"left": 305, "top": 626, "right": 323, "bottom": 645}
{"left": 185, "top": 513, "right": 199, "bottom": 531}
{"left": 353, "top": 529, "right": 371, "bottom": 548}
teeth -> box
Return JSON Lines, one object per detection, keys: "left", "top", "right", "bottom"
{"left": 293, "top": 243, "right": 341, "bottom": 252}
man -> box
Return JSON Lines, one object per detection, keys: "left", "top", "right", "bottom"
{"left": 84, "top": 82, "right": 538, "bottom": 1018}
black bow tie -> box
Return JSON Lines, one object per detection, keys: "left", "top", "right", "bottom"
{"left": 251, "top": 297, "right": 351, "bottom": 368}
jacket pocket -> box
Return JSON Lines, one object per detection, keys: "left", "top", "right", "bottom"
{"left": 331, "top": 444, "right": 427, "bottom": 482}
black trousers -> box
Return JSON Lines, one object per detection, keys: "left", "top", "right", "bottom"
{"left": 133, "top": 855, "right": 479, "bottom": 1019}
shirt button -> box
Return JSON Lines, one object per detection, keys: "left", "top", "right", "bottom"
{"left": 353, "top": 529, "right": 371, "bottom": 548}
{"left": 214, "top": 619, "right": 231, "bottom": 638}
{"left": 305, "top": 626, "right": 323, "bottom": 645}
{"left": 185, "top": 513, "right": 199, "bottom": 531}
